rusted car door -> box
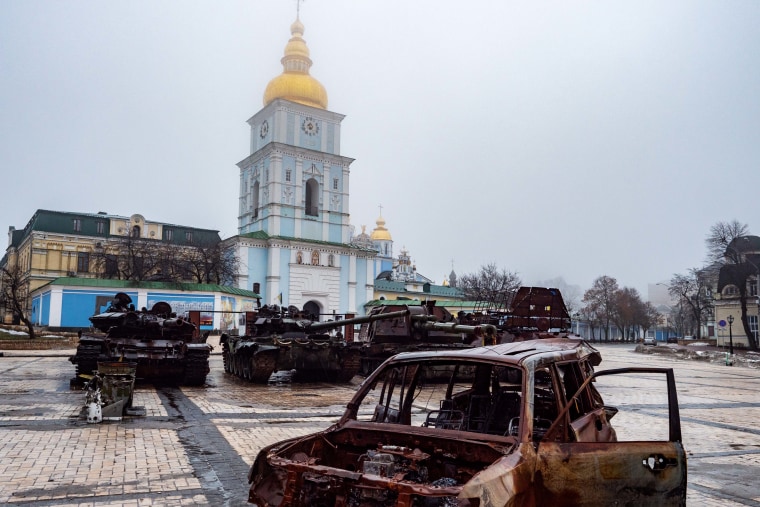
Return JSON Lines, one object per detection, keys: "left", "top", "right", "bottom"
{"left": 534, "top": 367, "right": 687, "bottom": 506}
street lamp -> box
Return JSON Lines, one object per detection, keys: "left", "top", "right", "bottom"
{"left": 727, "top": 314, "right": 734, "bottom": 365}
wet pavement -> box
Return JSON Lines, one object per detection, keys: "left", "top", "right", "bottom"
{"left": 1, "top": 344, "right": 760, "bottom": 506}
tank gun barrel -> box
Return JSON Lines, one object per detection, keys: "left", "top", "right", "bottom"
{"left": 306, "top": 309, "right": 410, "bottom": 332}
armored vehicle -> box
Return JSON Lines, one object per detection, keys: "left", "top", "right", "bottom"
{"left": 357, "top": 301, "right": 498, "bottom": 375}
{"left": 248, "top": 337, "right": 686, "bottom": 506}
{"left": 70, "top": 293, "right": 212, "bottom": 385}
{"left": 221, "top": 305, "right": 409, "bottom": 383}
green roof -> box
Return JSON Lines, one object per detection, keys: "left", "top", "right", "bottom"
{"left": 365, "top": 299, "right": 479, "bottom": 307}
{"left": 11, "top": 210, "right": 221, "bottom": 247}
{"left": 239, "top": 230, "right": 376, "bottom": 252}
{"left": 373, "top": 279, "right": 464, "bottom": 298}
{"left": 35, "top": 277, "right": 261, "bottom": 299}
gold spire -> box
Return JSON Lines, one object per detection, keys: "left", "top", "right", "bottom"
{"left": 263, "top": 18, "right": 328, "bottom": 109}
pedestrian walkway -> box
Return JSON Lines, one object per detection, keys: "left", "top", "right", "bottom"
{"left": 1, "top": 344, "right": 759, "bottom": 505}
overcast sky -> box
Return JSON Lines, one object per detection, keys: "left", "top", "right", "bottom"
{"left": 2, "top": 1, "right": 759, "bottom": 298}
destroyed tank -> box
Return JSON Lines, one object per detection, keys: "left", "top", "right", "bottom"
{"left": 357, "top": 301, "right": 498, "bottom": 375}
{"left": 69, "top": 292, "right": 212, "bottom": 385}
{"left": 466, "top": 286, "right": 574, "bottom": 340}
{"left": 220, "top": 305, "right": 408, "bottom": 383}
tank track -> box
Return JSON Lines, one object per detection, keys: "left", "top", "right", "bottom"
{"left": 222, "top": 350, "right": 231, "bottom": 373}
{"left": 72, "top": 343, "right": 102, "bottom": 378}
{"left": 250, "top": 351, "right": 277, "bottom": 383}
{"left": 182, "top": 350, "right": 211, "bottom": 386}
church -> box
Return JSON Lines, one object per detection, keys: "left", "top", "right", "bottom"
{"left": 225, "top": 16, "right": 376, "bottom": 317}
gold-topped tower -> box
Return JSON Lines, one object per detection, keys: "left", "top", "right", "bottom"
{"left": 263, "top": 17, "right": 328, "bottom": 109}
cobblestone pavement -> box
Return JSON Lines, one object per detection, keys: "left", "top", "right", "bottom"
{"left": 1, "top": 344, "right": 759, "bottom": 506}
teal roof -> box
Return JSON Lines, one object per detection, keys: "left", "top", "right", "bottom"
{"left": 366, "top": 299, "right": 479, "bottom": 308}
{"left": 239, "top": 230, "right": 376, "bottom": 252}
{"left": 11, "top": 210, "right": 221, "bottom": 247}
{"left": 35, "top": 277, "right": 261, "bottom": 299}
{"left": 374, "top": 279, "right": 464, "bottom": 298}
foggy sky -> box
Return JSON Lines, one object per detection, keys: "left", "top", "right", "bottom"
{"left": 2, "top": 0, "right": 759, "bottom": 298}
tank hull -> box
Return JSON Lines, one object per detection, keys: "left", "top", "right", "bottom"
{"left": 274, "top": 337, "right": 362, "bottom": 382}
{"left": 71, "top": 334, "right": 212, "bottom": 385}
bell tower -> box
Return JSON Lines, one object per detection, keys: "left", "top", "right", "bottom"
{"left": 237, "top": 17, "right": 354, "bottom": 245}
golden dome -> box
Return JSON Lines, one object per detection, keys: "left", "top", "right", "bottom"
{"left": 370, "top": 215, "right": 392, "bottom": 241}
{"left": 263, "top": 18, "right": 328, "bottom": 109}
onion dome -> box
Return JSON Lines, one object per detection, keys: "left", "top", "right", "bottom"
{"left": 263, "top": 18, "right": 328, "bottom": 109}
{"left": 370, "top": 215, "right": 392, "bottom": 241}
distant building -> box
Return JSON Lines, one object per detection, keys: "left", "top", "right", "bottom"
{"left": 29, "top": 277, "right": 260, "bottom": 332}
{"left": 1, "top": 209, "right": 221, "bottom": 324}
{"left": 713, "top": 235, "right": 760, "bottom": 348}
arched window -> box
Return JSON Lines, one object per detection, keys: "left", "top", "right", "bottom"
{"left": 328, "top": 254, "right": 335, "bottom": 267}
{"left": 131, "top": 225, "right": 141, "bottom": 237}
{"left": 305, "top": 178, "right": 319, "bottom": 216}
{"left": 252, "top": 181, "right": 260, "bottom": 218}
{"left": 311, "top": 250, "right": 320, "bottom": 265}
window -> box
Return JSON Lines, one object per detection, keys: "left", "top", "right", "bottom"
{"left": 723, "top": 285, "right": 738, "bottom": 297}
{"left": 265, "top": 169, "right": 269, "bottom": 182}
{"left": 131, "top": 225, "right": 141, "bottom": 237}
{"left": 96, "top": 221, "right": 105, "bottom": 234}
{"left": 165, "top": 229, "right": 173, "bottom": 241}
{"left": 252, "top": 181, "right": 260, "bottom": 219}
{"left": 286, "top": 169, "right": 292, "bottom": 182}
{"left": 751, "top": 278, "right": 758, "bottom": 297}
{"left": 333, "top": 178, "right": 339, "bottom": 190}
{"left": 750, "top": 315, "right": 759, "bottom": 341}
{"left": 185, "top": 231, "right": 193, "bottom": 243}
{"left": 73, "top": 219, "right": 81, "bottom": 232}
{"left": 305, "top": 178, "right": 319, "bottom": 216}
{"left": 105, "top": 254, "right": 118, "bottom": 277}
{"left": 328, "top": 254, "right": 335, "bottom": 267}
{"left": 77, "top": 252, "right": 89, "bottom": 273}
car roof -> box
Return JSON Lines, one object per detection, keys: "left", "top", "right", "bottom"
{"left": 386, "top": 337, "right": 602, "bottom": 369}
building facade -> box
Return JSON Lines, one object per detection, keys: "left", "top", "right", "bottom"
{"left": 714, "top": 236, "right": 760, "bottom": 348}
{"left": 30, "top": 277, "right": 260, "bottom": 332}
{"left": 1, "top": 209, "right": 222, "bottom": 324}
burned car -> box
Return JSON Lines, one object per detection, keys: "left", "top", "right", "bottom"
{"left": 248, "top": 338, "right": 686, "bottom": 506}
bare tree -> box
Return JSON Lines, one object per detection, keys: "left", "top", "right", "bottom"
{"left": 668, "top": 269, "right": 713, "bottom": 341}
{"left": 706, "top": 220, "right": 749, "bottom": 263}
{"left": 90, "top": 235, "right": 237, "bottom": 285}
{"left": 0, "top": 264, "right": 35, "bottom": 339}
{"left": 582, "top": 276, "right": 619, "bottom": 341}
{"left": 181, "top": 241, "right": 239, "bottom": 284}
{"left": 611, "top": 287, "right": 644, "bottom": 342}
{"left": 458, "top": 262, "right": 521, "bottom": 305}
{"left": 706, "top": 221, "right": 757, "bottom": 350}
{"left": 639, "top": 301, "right": 661, "bottom": 340}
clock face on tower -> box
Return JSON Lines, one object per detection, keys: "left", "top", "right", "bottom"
{"left": 259, "top": 120, "right": 269, "bottom": 139}
{"left": 301, "top": 116, "right": 320, "bottom": 136}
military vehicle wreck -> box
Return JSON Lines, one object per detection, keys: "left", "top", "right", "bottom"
{"left": 248, "top": 337, "right": 686, "bottom": 506}
{"left": 221, "top": 305, "right": 409, "bottom": 383}
{"left": 70, "top": 293, "right": 212, "bottom": 385}
{"left": 357, "top": 301, "right": 498, "bottom": 375}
